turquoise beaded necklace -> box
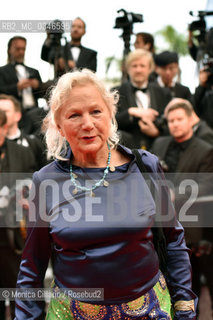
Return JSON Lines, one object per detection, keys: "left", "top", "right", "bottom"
{"left": 70, "top": 143, "right": 113, "bottom": 197}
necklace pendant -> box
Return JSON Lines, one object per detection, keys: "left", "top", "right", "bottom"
{"left": 109, "top": 166, "right": 115, "bottom": 172}
{"left": 72, "top": 188, "right": 78, "bottom": 195}
{"left": 90, "top": 190, "right": 95, "bottom": 197}
{"left": 72, "top": 173, "right": 78, "bottom": 179}
{"left": 70, "top": 143, "right": 111, "bottom": 196}
{"left": 103, "top": 180, "right": 109, "bottom": 187}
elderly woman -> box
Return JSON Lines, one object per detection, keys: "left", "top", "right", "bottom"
{"left": 15, "top": 69, "right": 196, "bottom": 319}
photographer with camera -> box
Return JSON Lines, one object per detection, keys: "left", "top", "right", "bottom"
{"left": 113, "top": 49, "right": 172, "bottom": 150}
{"left": 187, "top": 11, "right": 213, "bottom": 62}
{"left": 41, "top": 19, "right": 68, "bottom": 78}
{"left": 41, "top": 17, "right": 97, "bottom": 78}
{"left": 186, "top": 11, "right": 213, "bottom": 130}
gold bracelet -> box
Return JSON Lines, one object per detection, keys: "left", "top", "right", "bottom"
{"left": 174, "top": 300, "right": 195, "bottom": 312}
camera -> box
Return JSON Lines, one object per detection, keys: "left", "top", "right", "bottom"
{"left": 189, "top": 11, "right": 206, "bottom": 33}
{"left": 114, "top": 9, "right": 143, "bottom": 54}
{"left": 202, "top": 55, "right": 213, "bottom": 85}
{"left": 153, "top": 115, "right": 167, "bottom": 131}
{"left": 114, "top": 9, "right": 144, "bottom": 81}
{"left": 188, "top": 11, "right": 208, "bottom": 44}
{"left": 189, "top": 11, "right": 213, "bottom": 50}
{"left": 203, "top": 56, "right": 213, "bottom": 72}
{"left": 46, "top": 19, "right": 64, "bottom": 46}
{"left": 189, "top": 19, "right": 206, "bottom": 32}
{"left": 114, "top": 9, "right": 143, "bottom": 31}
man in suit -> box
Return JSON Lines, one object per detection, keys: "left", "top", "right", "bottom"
{"left": 151, "top": 98, "right": 213, "bottom": 310}
{"left": 114, "top": 49, "right": 171, "bottom": 150}
{"left": 0, "top": 36, "right": 43, "bottom": 109}
{"left": 191, "top": 107, "right": 213, "bottom": 145}
{"left": 154, "top": 51, "right": 193, "bottom": 103}
{"left": 0, "top": 36, "right": 43, "bottom": 132}
{"left": 0, "top": 109, "right": 37, "bottom": 319}
{"left": 0, "top": 94, "right": 47, "bottom": 170}
{"left": 151, "top": 98, "right": 213, "bottom": 175}
{"left": 41, "top": 17, "right": 97, "bottom": 77}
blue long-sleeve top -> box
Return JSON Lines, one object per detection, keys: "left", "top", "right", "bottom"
{"left": 15, "top": 145, "right": 197, "bottom": 319}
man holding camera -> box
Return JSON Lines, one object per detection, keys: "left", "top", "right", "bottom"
{"left": 114, "top": 49, "right": 171, "bottom": 150}
{"left": 41, "top": 17, "right": 97, "bottom": 77}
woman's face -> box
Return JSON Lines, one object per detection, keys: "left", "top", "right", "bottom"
{"left": 57, "top": 84, "right": 112, "bottom": 157}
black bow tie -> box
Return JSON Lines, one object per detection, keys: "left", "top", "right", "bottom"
{"left": 132, "top": 86, "right": 148, "bottom": 93}
{"left": 70, "top": 44, "right": 81, "bottom": 48}
{"left": 14, "top": 62, "right": 25, "bottom": 66}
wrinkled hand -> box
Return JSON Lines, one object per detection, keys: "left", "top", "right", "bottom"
{"left": 128, "top": 107, "right": 159, "bottom": 121}
{"left": 138, "top": 118, "right": 160, "bottom": 137}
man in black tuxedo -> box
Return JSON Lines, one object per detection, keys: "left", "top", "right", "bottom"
{"left": 0, "top": 109, "right": 37, "bottom": 319}
{"left": 0, "top": 94, "right": 47, "bottom": 170}
{"left": 154, "top": 51, "right": 193, "bottom": 103}
{"left": 41, "top": 17, "right": 97, "bottom": 77}
{"left": 0, "top": 36, "right": 43, "bottom": 132}
{"left": 151, "top": 98, "right": 213, "bottom": 310}
{"left": 0, "top": 36, "right": 43, "bottom": 109}
{"left": 114, "top": 49, "right": 172, "bottom": 150}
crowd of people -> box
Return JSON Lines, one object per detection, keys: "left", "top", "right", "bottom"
{"left": 0, "top": 16, "right": 212, "bottom": 320}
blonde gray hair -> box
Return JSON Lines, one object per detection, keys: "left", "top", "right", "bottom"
{"left": 43, "top": 69, "right": 120, "bottom": 160}
{"left": 125, "top": 49, "right": 155, "bottom": 72}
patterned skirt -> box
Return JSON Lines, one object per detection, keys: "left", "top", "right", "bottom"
{"left": 46, "top": 273, "right": 173, "bottom": 319}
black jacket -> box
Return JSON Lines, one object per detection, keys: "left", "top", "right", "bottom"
{"left": 41, "top": 42, "right": 97, "bottom": 73}
{"left": 114, "top": 81, "right": 171, "bottom": 149}
{"left": 0, "top": 63, "right": 43, "bottom": 108}
{"left": 154, "top": 80, "right": 193, "bottom": 104}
